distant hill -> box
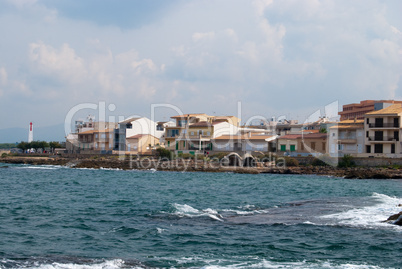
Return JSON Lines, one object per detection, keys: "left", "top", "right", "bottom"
{"left": 0, "top": 123, "right": 66, "bottom": 143}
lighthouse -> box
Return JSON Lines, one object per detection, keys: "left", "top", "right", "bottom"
{"left": 28, "top": 122, "right": 33, "bottom": 142}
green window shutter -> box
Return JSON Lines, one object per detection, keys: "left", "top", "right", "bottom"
{"left": 176, "top": 141, "right": 178, "bottom": 150}
{"left": 168, "top": 141, "right": 170, "bottom": 147}
{"left": 290, "top": 145, "right": 296, "bottom": 151}
{"left": 280, "top": 145, "right": 286, "bottom": 151}
{"left": 183, "top": 141, "right": 186, "bottom": 148}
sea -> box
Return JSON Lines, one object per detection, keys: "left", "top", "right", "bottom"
{"left": 0, "top": 163, "right": 401, "bottom": 269}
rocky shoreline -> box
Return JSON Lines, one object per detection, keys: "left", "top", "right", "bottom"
{"left": 2, "top": 155, "right": 402, "bottom": 179}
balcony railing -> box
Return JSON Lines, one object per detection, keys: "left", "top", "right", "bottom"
{"left": 368, "top": 123, "right": 399, "bottom": 128}
{"left": 338, "top": 135, "right": 356, "bottom": 140}
{"left": 368, "top": 136, "right": 399, "bottom": 142}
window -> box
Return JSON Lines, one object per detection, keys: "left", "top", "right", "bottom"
{"left": 332, "top": 132, "right": 335, "bottom": 137}
{"left": 366, "top": 131, "right": 369, "bottom": 138}
{"left": 178, "top": 120, "right": 187, "bottom": 127}
{"left": 191, "top": 132, "right": 194, "bottom": 135}
{"left": 391, "top": 143, "right": 395, "bottom": 154}
{"left": 207, "top": 131, "right": 210, "bottom": 136}
{"left": 290, "top": 145, "right": 296, "bottom": 151}
{"left": 366, "top": 145, "right": 371, "bottom": 153}
{"left": 101, "top": 134, "right": 106, "bottom": 139}
{"left": 311, "top": 142, "right": 316, "bottom": 150}
{"left": 374, "top": 144, "right": 383, "bottom": 154}
{"left": 394, "top": 118, "right": 399, "bottom": 128}
{"left": 374, "top": 131, "right": 383, "bottom": 141}
{"left": 95, "top": 134, "right": 98, "bottom": 138}
{"left": 394, "top": 131, "right": 399, "bottom": 141}
{"left": 183, "top": 141, "right": 186, "bottom": 148}
{"left": 167, "top": 141, "right": 170, "bottom": 147}
{"left": 300, "top": 143, "right": 304, "bottom": 151}
{"left": 198, "top": 130, "right": 203, "bottom": 135}
{"left": 280, "top": 145, "right": 286, "bottom": 151}
{"left": 126, "top": 123, "right": 132, "bottom": 129}
{"left": 109, "top": 143, "right": 112, "bottom": 149}
{"left": 338, "top": 144, "right": 344, "bottom": 150}
{"left": 109, "top": 134, "right": 112, "bottom": 139}
{"left": 95, "top": 143, "right": 98, "bottom": 149}
{"left": 322, "top": 142, "right": 326, "bottom": 151}
{"left": 366, "top": 118, "right": 369, "bottom": 124}
{"left": 375, "top": 118, "right": 383, "bottom": 128}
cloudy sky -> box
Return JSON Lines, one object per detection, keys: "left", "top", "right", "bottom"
{"left": 0, "top": 0, "right": 401, "bottom": 131}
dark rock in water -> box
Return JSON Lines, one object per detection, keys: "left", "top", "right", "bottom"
{"left": 384, "top": 211, "right": 402, "bottom": 226}
{"left": 0, "top": 166, "right": 8, "bottom": 168}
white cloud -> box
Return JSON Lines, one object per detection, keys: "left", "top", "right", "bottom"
{"left": 29, "top": 42, "right": 87, "bottom": 84}
{"left": 192, "top": 31, "right": 215, "bottom": 42}
{"left": 0, "top": 67, "right": 7, "bottom": 86}
{"left": 7, "top": 0, "right": 37, "bottom": 8}
{"left": 252, "top": 0, "right": 273, "bottom": 17}
{"left": 1, "top": 0, "right": 402, "bottom": 129}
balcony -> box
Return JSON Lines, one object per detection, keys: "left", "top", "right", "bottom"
{"left": 368, "top": 123, "right": 399, "bottom": 129}
{"left": 368, "top": 136, "right": 399, "bottom": 142}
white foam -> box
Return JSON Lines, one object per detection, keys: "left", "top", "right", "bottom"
{"left": 170, "top": 203, "right": 272, "bottom": 221}
{"left": 17, "top": 165, "right": 63, "bottom": 170}
{"left": 0, "top": 259, "right": 144, "bottom": 269}
{"left": 174, "top": 257, "right": 384, "bottom": 269}
{"left": 171, "top": 203, "right": 224, "bottom": 221}
{"left": 320, "top": 193, "right": 402, "bottom": 230}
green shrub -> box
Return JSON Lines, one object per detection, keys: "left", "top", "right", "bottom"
{"left": 1, "top": 153, "right": 7, "bottom": 158}
{"left": 312, "top": 158, "right": 328, "bottom": 166}
{"left": 155, "top": 147, "right": 173, "bottom": 160}
{"left": 181, "top": 153, "right": 194, "bottom": 160}
{"left": 276, "top": 156, "right": 299, "bottom": 167}
{"left": 338, "top": 154, "right": 355, "bottom": 168}
{"left": 209, "top": 152, "right": 227, "bottom": 160}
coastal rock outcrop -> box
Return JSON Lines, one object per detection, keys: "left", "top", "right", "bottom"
{"left": 384, "top": 211, "right": 402, "bottom": 226}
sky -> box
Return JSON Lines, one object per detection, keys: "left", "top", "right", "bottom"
{"left": 0, "top": 0, "right": 401, "bottom": 132}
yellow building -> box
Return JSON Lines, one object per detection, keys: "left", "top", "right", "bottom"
{"left": 126, "top": 134, "right": 159, "bottom": 155}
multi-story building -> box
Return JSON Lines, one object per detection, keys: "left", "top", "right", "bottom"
{"left": 277, "top": 133, "right": 328, "bottom": 157}
{"left": 77, "top": 128, "right": 115, "bottom": 153}
{"left": 364, "top": 104, "right": 402, "bottom": 156}
{"left": 164, "top": 114, "right": 239, "bottom": 153}
{"left": 117, "top": 117, "right": 164, "bottom": 152}
{"left": 339, "top": 100, "right": 402, "bottom": 120}
{"left": 328, "top": 119, "right": 364, "bottom": 157}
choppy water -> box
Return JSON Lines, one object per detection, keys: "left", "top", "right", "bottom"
{"left": 0, "top": 163, "right": 401, "bottom": 269}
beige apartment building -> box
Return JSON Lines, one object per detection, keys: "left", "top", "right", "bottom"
{"left": 364, "top": 104, "right": 402, "bottom": 156}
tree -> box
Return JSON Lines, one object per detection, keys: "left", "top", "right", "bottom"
{"left": 38, "top": 141, "right": 49, "bottom": 152}
{"left": 17, "top": 141, "right": 29, "bottom": 152}
{"left": 319, "top": 127, "right": 327, "bottom": 133}
{"left": 49, "top": 141, "right": 62, "bottom": 153}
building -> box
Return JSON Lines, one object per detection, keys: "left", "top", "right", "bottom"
{"left": 164, "top": 113, "right": 239, "bottom": 153}
{"left": 126, "top": 134, "right": 159, "bottom": 155}
{"left": 364, "top": 104, "right": 402, "bottom": 156}
{"left": 117, "top": 117, "right": 163, "bottom": 152}
{"left": 77, "top": 128, "right": 115, "bottom": 153}
{"left": 339, "top": 100, "right": 402, "bottom": 120}
{"left": 328, "top": 119, "right": 365, "bottom": 157}
{"left": 212, "top": 133, "right": 277, "bottom": 152}
{"left": 277, "top": 133, "right": 328, "bottom": 157}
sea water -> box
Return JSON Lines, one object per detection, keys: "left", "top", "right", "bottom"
{"left": 0, "top": 163, "right": 401, "bottom": 269}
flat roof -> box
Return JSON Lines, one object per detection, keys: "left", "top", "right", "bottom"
{"left": 366, "top": 104, "right": 402, "bottom": 115}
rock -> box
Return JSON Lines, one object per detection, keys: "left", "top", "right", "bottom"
{"left": 384, "top": 211, "right": 402, "bottom": 226}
